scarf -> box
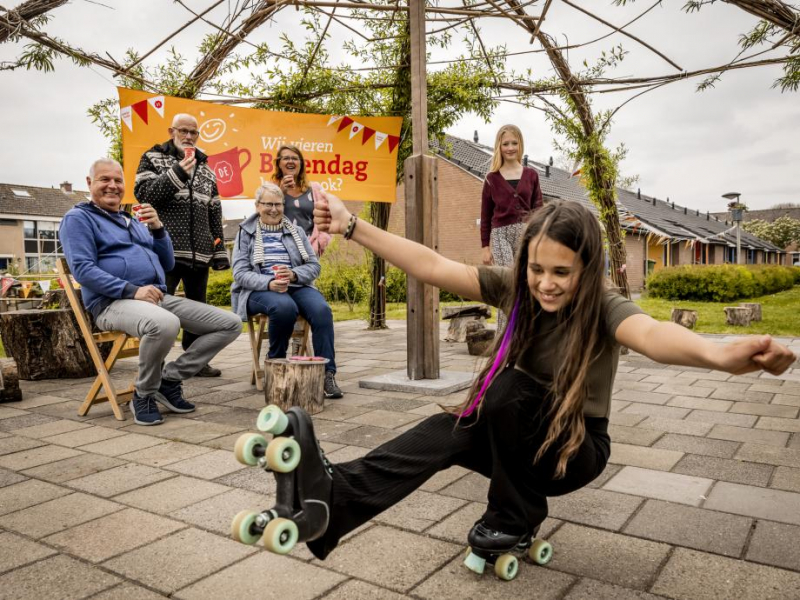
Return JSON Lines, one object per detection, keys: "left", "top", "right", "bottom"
{"left": 252, "top": 217, "right": 309, "bottom": 266}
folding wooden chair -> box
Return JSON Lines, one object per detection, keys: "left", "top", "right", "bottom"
{"left": 56, "top": 258, "right": 140, "bottom": 420}
{"left": 248, "top": 314, "right": 310, "bottom": 391}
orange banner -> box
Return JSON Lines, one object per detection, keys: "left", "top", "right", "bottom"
{"left": 118, "top": 88, "right": 402, "bottom": 203}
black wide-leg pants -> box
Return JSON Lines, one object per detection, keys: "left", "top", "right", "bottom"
{"left": 308, "top": 368, "right": 611, "bottom": 560}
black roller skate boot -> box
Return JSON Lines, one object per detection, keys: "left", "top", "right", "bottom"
{"left": 464, "top": 521, "right": 553, "bottom": 581}
{"left": 231, "top": 405, "right": 333, "bottom": 555}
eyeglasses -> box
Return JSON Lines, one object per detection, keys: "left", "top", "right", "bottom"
{"left": 278, "top": 156, "right": 299, "bottom": 162}
{"left": 257, "top": 201, "right": 283, "bottom": 210}
{"left": 174, "top": 128, "right": 199, "bottom": 137}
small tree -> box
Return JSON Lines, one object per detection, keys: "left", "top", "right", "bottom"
{"left": 742, "top": 216, "right": 800, "bottom": 249}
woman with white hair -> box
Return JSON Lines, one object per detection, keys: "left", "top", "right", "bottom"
{"left": 231, "top": 182, "right": 342, "bottom": 398}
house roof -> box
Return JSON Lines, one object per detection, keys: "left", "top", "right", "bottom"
{"left": 431, "top": 135, "right": 783, "bottom": 253}
{"left": 0, "top": 183, "right": 89, "bottom": 219}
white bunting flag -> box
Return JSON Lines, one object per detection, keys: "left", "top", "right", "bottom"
{"left": 349, "top": 122, "right": 364, "bottom": 140}
{"left": 120, "top": 106, "right": 133, "bottom": 131}
{"left": 327, "top": 115, "right": 342, "bottom": 127}
{"left": 147, "top": 95, "right": 165, "bottom": 118}
{"left": 374, "top": 131, "right": 388, "bottom": 150}
{"left": 39, "top": 280, "right": 51, "bottom": 293}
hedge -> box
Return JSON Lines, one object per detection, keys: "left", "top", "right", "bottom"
{"left": 645, "top": 264, "right": 799, "bottom": 302}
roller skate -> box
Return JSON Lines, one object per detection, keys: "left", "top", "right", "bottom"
{"left": 463, "top": 521, "right": 553, "bottom": 581}
{"left": 230, "top": 405, "right": 333, "bottom": 554}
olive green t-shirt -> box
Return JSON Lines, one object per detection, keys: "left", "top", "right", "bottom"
{"left": 478, "top": 266, "right": 644, "bottom": 418}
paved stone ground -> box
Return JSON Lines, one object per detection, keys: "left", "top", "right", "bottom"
{"left": 1, "top": 321, "right": 800, "bottom": 599}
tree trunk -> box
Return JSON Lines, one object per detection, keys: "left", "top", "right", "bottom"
{"left": 0, "top": 309, "right": 109, "bottom": 379}
{"left": 466, "top": 320, "right": 495, "bottom": 356}
{"left": 446, "top": 316, "right": 487, "bottom": 343}
{"left": 670, "top": 308, "right": 698, "bottom": 329}
{"left": 0, "top": 359, "right": 22, "bottom": 403}
{"left": 263, "top": 358, "right": 327, "bottom": 415}
{"left": 724, "top": 307, "right": 752, "bottom": 327}
{"left": 368, "top": 202, "right": 391, "bottom": 329}
{"left": 740, "top": 303, "right": 762, "bottom": 322}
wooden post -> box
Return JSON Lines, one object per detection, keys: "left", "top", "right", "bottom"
{"left": 405, "top": 0, "right": 439, "bottom": 380}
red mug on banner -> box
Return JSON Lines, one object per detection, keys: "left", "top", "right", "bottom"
{"left": 207, "top": 147, "right": 251, "bottom": 197}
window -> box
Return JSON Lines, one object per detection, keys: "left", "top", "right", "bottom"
{"left": 23, "top": 221, "right": 36, "bottom": 239}
{"left": 0, "top": 219, "right": 16, "bottom": 226}
{"left": 12, "top": 189, "right": 31, "bottom": 197}
{"left": 0, "top": 258, "right": 8, "bottom": 271}
{"left": 23, "top": 220, "right": 63, "bottom": 274}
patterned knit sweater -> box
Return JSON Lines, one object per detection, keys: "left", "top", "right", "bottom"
{"left": 134, "top": 140, "right": 228, "bottom": 268}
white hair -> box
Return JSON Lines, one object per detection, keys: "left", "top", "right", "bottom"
{"left": 171, "top": 113, "right": 197, "bottom": 127}
{"left": 255, "top": 182, "right": 283, "bottom": 203}
{"left": 88, "top": 158, "right": 122, "bottom": 179}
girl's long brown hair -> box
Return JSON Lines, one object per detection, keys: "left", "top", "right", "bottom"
{"left": 271, "top": 144, "right": 310, "bottom": 193}
{"left": 488, "top": 124, "right": 524, "bottom": 173}
{"left": 456, "top": 200, "right": 607, "bottom": 478}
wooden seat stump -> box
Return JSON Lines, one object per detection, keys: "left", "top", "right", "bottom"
{"left": 248, "top": 314, "right": 311, "bottom": 391}
{"left": 56, "top": 258, "right": 140, "bottom": 421}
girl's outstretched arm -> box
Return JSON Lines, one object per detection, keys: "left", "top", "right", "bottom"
{"left": 616, "top": 313, "right": 796, "bottom": 376}
{"left": 314, "top": 191, "right": 483, "bottom": 301}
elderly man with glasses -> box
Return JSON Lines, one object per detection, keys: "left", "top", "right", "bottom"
{"left": 134, "top": 113, "right": 229, "bottom": 377}
{"left": 231, "top": 182, "right": 343, "bottom": 399}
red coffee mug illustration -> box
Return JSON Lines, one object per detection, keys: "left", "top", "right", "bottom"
{"left": 207, "top": 147, "right": 251, "bottom": 197}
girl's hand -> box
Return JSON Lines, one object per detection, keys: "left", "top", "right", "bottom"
{"left": 313, "top": 190, "right": 351, "bottom": 236}
{"left": 481, "top": 246, "right": 494, "bottom": 266}
{"left": 716, "top": 335, "right": 796, "bottom": 376}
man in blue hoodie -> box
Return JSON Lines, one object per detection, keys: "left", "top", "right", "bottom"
{"left": 60, "top": 158, "right": 242, "bottom": 426}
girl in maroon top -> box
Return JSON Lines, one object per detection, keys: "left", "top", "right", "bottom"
{"left": 481, "top": 125, "right": 543, "bottom": 328}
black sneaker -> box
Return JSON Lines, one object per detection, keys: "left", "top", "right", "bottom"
{"left": 195, "top": 364, "right": 222, "bottom": 377}
{"left": 130, "top": 392, "right": 164, "bottom": 426}
{"left": 154, "top": 378, "right": 196, "bottom": 413}
{"left": 324, "top": 371, "right": 343, "bottom": 399}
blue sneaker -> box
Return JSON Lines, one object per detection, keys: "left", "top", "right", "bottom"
{"left": 154, "top": 378, "right": 196, "bottom": 413}
{"left": 130, "top": 392, "right": 164, "bottom": 426}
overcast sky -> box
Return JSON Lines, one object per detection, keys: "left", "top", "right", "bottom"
{"left": 1, "top": 0, "right": 798, "bottom": 219}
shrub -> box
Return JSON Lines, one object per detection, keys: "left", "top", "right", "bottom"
{"left": 207, "top": 270, "right": 233, "bottom": 306}
{"left": 646, "top": 264, "right": 795, "bottom": 302}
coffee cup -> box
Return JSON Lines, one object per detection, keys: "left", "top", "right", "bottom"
{"left": 131, "top": 204, "right": 144, "bottom": 221}
{"left": 184, "top": 146, "right": 196, "bottom": 160}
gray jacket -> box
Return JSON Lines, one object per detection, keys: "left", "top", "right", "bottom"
{"left": 231, "top": 213, "right": 320, "bottom": 321}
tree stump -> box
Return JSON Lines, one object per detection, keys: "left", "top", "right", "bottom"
{"left": 0, "top": 309, "right": 108, "bottom": 379}
{"left": 0, "top": 359, "right": 22, "bottom": 403}
{"left": 670, "top": 308, "right": 698, "bottom": 329}
{"left": 445, "top": 316, "right": 487, "bottom": 343}
{"left": 724, "top": 307, "right": 752, "bottom": 327}
{"left": 740, "top": 303, "right": 762, "bottom": 322}
{"left": 465, "top": 320, "right": 495, "bottom": 356}
{"left": 263, "top": 358, "right": 328, "bottom": 415}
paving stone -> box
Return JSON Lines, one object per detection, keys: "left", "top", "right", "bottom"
{"left": 223, "top": 393, "right": 268, "bottom": 410}
{"left": 608, "top": 412, "right": 648, "bottom": 427}
{"left": 548, "top": 487, "right": 643, "bottom": 531}
{"left": 68, "top": 463, "right": 176, "bottom": 497}
{"left": 0, "top": 531, "right": 57, "bottom": 575}
{"left": 345, "top": 408, "right": 422, "bottom": 430}
{"left": 119, "top": 441, "right": 214, "bottom": 467}
{"left": 612, "top": 390, "right": 673, "bottom": 405}
{"left": 322, "top": 525, "right": 462, "bottom": 593}
{"left": 620, "top": 404, "right": 691, "bottom": 420}
{"left": 672, "top": 454, "right": 773, "bottom": 486}
{"left": 607, "top": 425, "right": 663, "bottom": 446}
{"left": 325, "top": 444, "right": 370, "bottom": 463}
{"left": 652, "top": 433, "right": 740, "bottom": 459}
{"left": 439, "top": 472, "right": 489, "bottom": 502}
{"left": 214, "top": 466, "right": 275, "bottom": 496}
{"left": 0, "top": 491, "right": 122, "bottom": 537}
{"left": 709, "top": 388, "right": 775, "bottom": 403}
{"left": 360, "top": 396, "right": 432, "bottom": 412}
{"left": 174, "top": 552, "right": 345, "bottom": 600}
{"left": 413, "top": 551, "right": 575, "bottom": 600}
{"left": 746, "top": 520, "right": 800, "bottom": 571}
{"left": 0, "top": 554, "right": 120, "bottom": 600}
{"left": 0, "top": 444, "right": 86, "bottom": 471}
{"left": 103, "top": 527, "right": 257, "bottom": 595}
{"left": 419, "top": 465, "right": 471, "bottom": 493}
{"left": 667, "top": 396, "right": 733, "bottom": 412}
{"left": 563, "top": 578, "right": 666, "bottom": 599}
{"left": 705, "top": 481, "right": 800, "bottom": 526}
{"left": 320, "top": 580, "right": 408, "bottom": 600}
{"left": 735, "top": 443, "right": 800, "bottom": 469}
{"left": 0, "top": 478, "right": 70, "bottom": 515}
{"left": 10, "top": 419, "right": 90, "bottom": 438}
{"left": 623, "top": 499, "right": 751, "bottom": 557}
{"left": 614, "top": 381, "right": 660, "bottom": 393}
{"left": 44, "top": 507, "right": 185, "bottom": 563}
{"left": 609, "top": 443, "right": 683, "bottom": 471}
{"left": 0, "top": 406, "right": 29, "bottom": 420}
{"left": 42, "top": 425, "right": 127, "bottom": 448}
{"left": 164, "top": 449, "right": 245, "bottom": 480}
{"left": 188, "top": 389, "right": 251, "bottom": 405}
{"left": 603, "top": 466, "right": 712, "bottom": 506}
{"left": 706, "top": 424, "right": 789, "bottom": 447}
{"left": 170, "top": 487, "right": 268, "bottom": 536}
{"left": 790, "top": 433, "right": 800, "bottom": 450}
{"left": 90, "top": 583, "right": 169, "bottom": 600}
{"left": 652, "top": 547, "right": 800, "bottom": 600}
{"left": 324, "top": 424, "right": 401, "bottom": 449}
{"left": 312, "top": 404, "right": 374, "bottom": 422}
{"left": 0, "top": 412, "right": 59, "bottom": 431}
{"left": 22, "top": 453, "right": 124, "bottom": 483}
{"left": 586, "top": 463, "right": 623, "bottom": 489}
{"left": 79, "top": 432, "right": 168, "bottom": 456}
{"left": 730, "top": 402, "right": 798, "bottom": 418}
{"left": 685, "top": 410, "right": 757, "bottom": 427}
{"left": 194, "top": 407, "right": 260, "bottom": 430}
{"left": 638, "top": 417, "right": 713, "bottom": 436}
{"left": 301, "top": 418, "right": 359, "bottom": 442}
{"left": 653, "top": 383, "right": 711, "bottom": 398}
{"left": 0, "top": 466, "right": 27, "bottom": 487}
{"left": 771, "top": 466, "right": 800, "bottom": 493}
{"left": 114, "top": 475, "right": 230, "bottom": 514}
{"left": 547, "top": 523, "right": 671, "bottom": 590}
{"left": 375, "top": 490, "right": 467, "bottom": 531}
{"left": 772, "top": 393, "right": 800, "bottom": 407}
{"left": 149, "top": 420, "right": 244, "bottom": 444}
{"left": 0, "top": 435, "right": 42, "bottom": 456}
{"left": 755, "top": 416, "right": 800, "bottom": 433}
